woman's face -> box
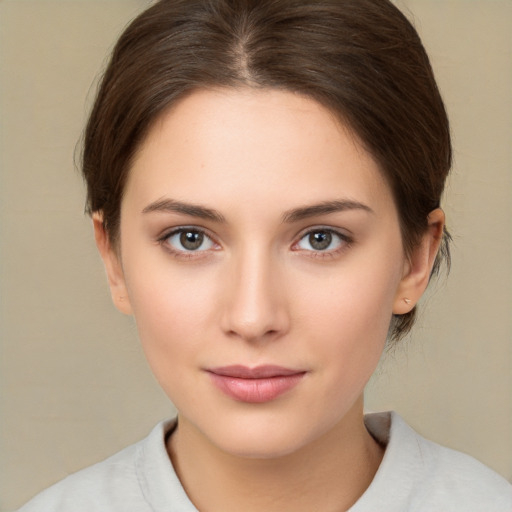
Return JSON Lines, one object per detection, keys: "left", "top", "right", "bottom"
{"left": 107, "top": 88, "right": 411, "bottom": 457}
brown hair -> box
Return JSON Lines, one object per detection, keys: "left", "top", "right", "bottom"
{"left": 82, "top": 0, "right": 452, "bottom": 341}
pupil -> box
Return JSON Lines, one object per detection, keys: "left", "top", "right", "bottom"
{"left": 310, "top": 231, "right": 331, "bottom": 250}
{"left": 180, "top": 231, "right": 203, "bottom": 250}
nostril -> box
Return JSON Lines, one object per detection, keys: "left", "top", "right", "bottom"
{"left": 225, "top": 326, "right": 283, "bottom": 343}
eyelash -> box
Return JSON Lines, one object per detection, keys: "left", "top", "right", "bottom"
{"left": 157, "top": 226, "right": 353, "bottom": 260}
{"left": 292, "top": 227, "right": 353, "bottom": 259}
{"left": 157, "top": 227, "right": 219, "bottom": 260}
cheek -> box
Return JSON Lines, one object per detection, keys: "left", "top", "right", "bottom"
{"left": 298, "top": 256, "right": 400, "bottom": 335}
{"left": 122, "top": 257, "right": 219, "bottom": 378}
{"left": 293, "top": 251, "right": 402, "bottom": 377}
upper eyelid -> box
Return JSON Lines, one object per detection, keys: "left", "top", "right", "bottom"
{"left": 158, "top": 225, "right": 214, "bottom": 240}
{"left": 292, "top": 226, "right": 352, "bottom": 250}
{"left": 158, "top": 226, "right": 220, "bottom": 250}
{"left": 292, "top": 229, "right": 353, "bottom": 261}
{"left": 158, "top": 227, "right": 221, "bottom": 259}
{"left": 156, "top": 225, "right": 351, "bottom": 250}
{"left": 295, "top": 225, "right": 352, "bottom": 239}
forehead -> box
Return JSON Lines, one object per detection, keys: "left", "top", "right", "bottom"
{"left": 125, "top": 88, "right": 395, "bottom": 217}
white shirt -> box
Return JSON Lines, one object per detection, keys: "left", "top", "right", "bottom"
{"left": 18, "top": 412, "right": 512, "bottom": 511}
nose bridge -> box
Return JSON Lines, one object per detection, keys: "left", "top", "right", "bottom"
{"left": 222, "top": 243, "right": 288, "bottom": 342}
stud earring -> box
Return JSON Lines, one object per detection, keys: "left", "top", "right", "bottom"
{"left": 403, "top": 298, "right": 412, "bottom": 305}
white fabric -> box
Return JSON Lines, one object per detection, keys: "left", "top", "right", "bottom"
{"left": 18, "top": 412, "right": 512, "bottom": 511}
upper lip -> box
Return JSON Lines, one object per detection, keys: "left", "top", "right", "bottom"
{"left": 207, "top": 365, "right": 305, "bottom": 379}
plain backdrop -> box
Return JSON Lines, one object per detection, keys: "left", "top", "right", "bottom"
{"left": 1, "top": 0, "right": 511, "bottom": 510}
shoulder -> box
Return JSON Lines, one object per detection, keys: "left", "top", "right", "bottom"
{"left": 16, "top": 419, "right": 190, "bottom": 512}
{"left": 353, "top": 411, "right": 512, "bottom": 512}
{"left": 410, "top": 425, "right": 512, "bottom": 510}
{"left": 17, "top": 442, "right": 144, "bottom": 512}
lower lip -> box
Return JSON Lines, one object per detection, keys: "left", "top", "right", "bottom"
{"left": 207, "top": 372, "right": 306, "bottom": 403}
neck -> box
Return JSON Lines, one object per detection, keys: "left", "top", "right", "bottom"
{"left": 167, "top": 397, "right": 384, "bottom": 512}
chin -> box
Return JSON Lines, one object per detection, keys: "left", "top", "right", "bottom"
{"left": 213, "top": 428, "right": 310, "bottom": 460}
{"left": 195, "top": 407, "right": 334, "bottom": 460}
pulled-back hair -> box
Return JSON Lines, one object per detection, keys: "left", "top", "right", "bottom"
{"left": 82, "top": 0, "right": 452, "bottom": 341}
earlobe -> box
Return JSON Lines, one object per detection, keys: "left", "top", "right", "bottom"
{"left": 92, "top": 213, "right": 133, "bottom": 315}
{"left": 393, "top": 209, "right": 445, "bottom": 315}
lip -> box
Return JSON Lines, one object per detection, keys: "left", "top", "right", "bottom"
{"left": 206, "top": 365, "right": 306, "bottom": 403}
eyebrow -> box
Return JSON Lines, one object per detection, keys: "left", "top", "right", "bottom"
{"left": 142, "top": 198, "right": 372, "bottom": 224}
{"left": 142, "top": 198, "right": 226, "bottom": 223}
{"left": 282, "top": 200, "right": 373, "bottom": 223}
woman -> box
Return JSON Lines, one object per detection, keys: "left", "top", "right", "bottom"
{"left": 17, "top": 0, "right": 512, "bottom": 510}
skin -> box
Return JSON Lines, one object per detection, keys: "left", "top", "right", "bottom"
{"left": 94, "top": 88, "right": 444, "bottom": 511}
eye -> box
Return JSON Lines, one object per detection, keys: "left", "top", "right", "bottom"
{"left": 164, "top": 228, "right": 216, "bottom": 252}
{"left": 295, "top": 229, "right": 348, "bottom": 252}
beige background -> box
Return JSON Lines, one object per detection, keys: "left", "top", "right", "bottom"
{"left": 0, "top": 0, "right": 511, "bottom": 510}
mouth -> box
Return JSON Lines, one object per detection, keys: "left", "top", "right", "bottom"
{"left": 206, "top": 365, "right": 307, "bottom": 403}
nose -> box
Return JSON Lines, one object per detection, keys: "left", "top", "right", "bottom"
{"left": 220, "top": 247, "right": 290, "bottom": 343}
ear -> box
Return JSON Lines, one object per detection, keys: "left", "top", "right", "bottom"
{"left": 92, "top": 213, "right": 133, "bottom": 315}
{"left": 393, "top": 209, "right": 445, "bottom": 315}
